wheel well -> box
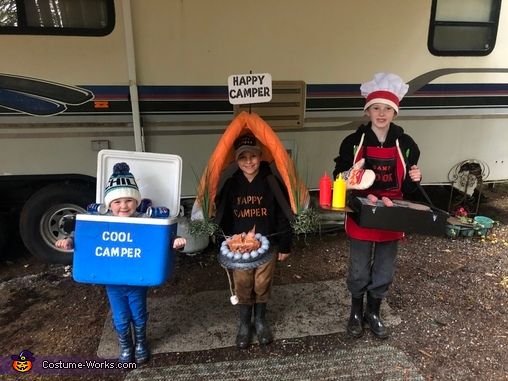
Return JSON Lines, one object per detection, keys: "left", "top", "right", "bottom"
{"left": 0, "top": 174, "right": 96, "bottom": 213}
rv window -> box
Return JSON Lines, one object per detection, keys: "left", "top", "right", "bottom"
{"left": 428, "top": 0, "right": 501, "bottom": 56}
{"left": 0, "top": 0, "right": 114, "bottom": 36}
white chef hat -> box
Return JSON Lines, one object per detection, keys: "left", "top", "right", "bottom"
{"left": 360, "top": 73, "right": 409, "bottom": 113}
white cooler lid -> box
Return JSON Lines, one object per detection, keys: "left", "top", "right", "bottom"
{"left": 96, "top": 150, "right": 182, "bottom": 218}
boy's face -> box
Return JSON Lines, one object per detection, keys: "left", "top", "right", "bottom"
{"left": 236, "top": 150, "right": 261, "bottom": 180}
{"left": 365, "top": 103, "right": 396, "bottom": 129}
{"left": 110, "top": 197, "right": 138, "bottom": 217}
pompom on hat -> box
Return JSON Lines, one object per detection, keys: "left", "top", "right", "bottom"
{"left": 360, "top": 73, "right": 409, "bottom": 113}
{"left": 104, "top": 162, "right": 141, "bottom": 208}
{"left": 234, "top": 133, "right": 262, "bottom": 159}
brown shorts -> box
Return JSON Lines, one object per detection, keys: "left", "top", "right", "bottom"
{"left": 233, "top": 254, "right": 277, "bottom": 304}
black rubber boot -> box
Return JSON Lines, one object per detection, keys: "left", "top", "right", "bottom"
{"left": 236, "top": 304, "right": 253, "bottom": 349}
{"left": 254, "top": 303, "right": 273, "bottom": 345}
{"left": 117, "top": 327, "right": 134, "bottom": 363}
{"left": 364, "top": 294, "right": 389, "bottom": 339}
{"left": 134, "top": 324, "right": 150, "bottom": 364}
{"left": 347, "top": 295, "right": 364, "bottom": 338}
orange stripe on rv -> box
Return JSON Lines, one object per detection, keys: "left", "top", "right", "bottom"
{"left": 93, "top": 101, "right": 110, "bottom": 109}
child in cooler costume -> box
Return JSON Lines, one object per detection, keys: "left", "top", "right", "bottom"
{"left": 333, "top": 73, "right": 422, "bottom": 339}
{"left": 56, "top": 162, "right": 186, "bottom": 364}
{"left": 215, "top": 134, "right": 292, "bottom": 349}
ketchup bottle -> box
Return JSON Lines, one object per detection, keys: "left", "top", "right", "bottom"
{"left": 319, "top": 172, "right": 332, "bottom": 207}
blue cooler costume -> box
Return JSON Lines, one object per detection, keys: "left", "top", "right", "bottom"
{"left": 102, "top": 163, "right": 149, "bottom": 364}
{"left": 73, "top": 152, "right": 182, "bottom": 364}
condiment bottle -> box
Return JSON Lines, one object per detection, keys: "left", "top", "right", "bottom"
{"left": 332, "top": 173, "right": 346, "bottom": 208}
{"left": 319, "top": 172, "right": 332, "bottom": 207}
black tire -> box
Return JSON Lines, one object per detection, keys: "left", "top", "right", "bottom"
{"left": 19, "top": 183, "right": 94, "bottom": 264}
{"left": 0, "top": 216, "right": 7, "bottom": 255}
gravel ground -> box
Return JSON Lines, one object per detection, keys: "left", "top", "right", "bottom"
{"left": 1, "top": 184, "right": 507, "bottom": 380}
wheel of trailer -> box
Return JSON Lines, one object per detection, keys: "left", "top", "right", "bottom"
{"left": 0, "top": 216, "right": 7, "bottom": 256}
{"left": 19, "top": 183, "right": 94, "bottom": 264}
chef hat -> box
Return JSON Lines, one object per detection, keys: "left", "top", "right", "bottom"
{"left": 360, "top": 73, "right": 409, "bottom": 113}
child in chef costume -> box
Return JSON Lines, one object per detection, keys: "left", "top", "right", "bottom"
{"left": 333, "top": 73, "right": 422, "bottom": 339}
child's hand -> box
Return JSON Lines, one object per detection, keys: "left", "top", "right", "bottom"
{"left": 173, "top": 237, "right": 186, "bottom": 250}
{"left": 409, "top": 165, "right": 422, "bottom": 182}
{"left": 367, "top": 194, "right": 378, "bottom": 204}
{"left": 277, "top": 252, "right": 290, "bottom": 262}
{"left": 381, "top": 196, "right": 394, "bottom": 207}
{"left": 55, "top": 237, "right": 73, "bottom": 250}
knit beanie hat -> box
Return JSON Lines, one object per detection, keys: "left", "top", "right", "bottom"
{"left": 104, "top": 162, "right": 141, "bottom": 208}
{"left": 234, "top": 134, "right": 261, "bottom": 159}
{"left": 360, "top": 73, "right": 409, "bottom": 113}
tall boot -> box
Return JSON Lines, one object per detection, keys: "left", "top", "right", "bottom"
{"left": 364, "top": 294, "right": 389, "bottom": 339}
{"left": 133, "top": 324, "right": 150, "bottom": 364}
{"left": 254, "top": 303, "right": 273, "bottom": 345}
{"left": 347, "top": 295, "right": 364, "bottom": 338}
{"left": 117, "top": 327, "right": 134, "bottom": 363}
{"left": 236, "top": 304, "right": 253, "bottom": 349}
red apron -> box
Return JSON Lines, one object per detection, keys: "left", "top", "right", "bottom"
{"left": 346, "top": 136, "right": 406, "bottom": 242}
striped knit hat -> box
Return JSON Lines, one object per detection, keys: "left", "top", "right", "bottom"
{"left": 104, "top": 162, "right": 141, "bottom": 207}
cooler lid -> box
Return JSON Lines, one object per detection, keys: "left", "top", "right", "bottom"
{"left": 96, "top": 150, "right": 182, "bottom": 218}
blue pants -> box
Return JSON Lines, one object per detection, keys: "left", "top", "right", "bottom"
{"left": 347, "top": 239, "right": 398, "bottom": 299}
{"left": 105, "top": 285, "right": 148, "bottom": 333}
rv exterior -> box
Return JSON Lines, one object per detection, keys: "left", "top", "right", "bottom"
{"left": 0, "top": 0, "right": 507, "bottom": 263}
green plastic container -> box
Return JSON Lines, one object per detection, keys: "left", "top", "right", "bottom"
{"left": 474, "top": 216, "right": 494, "bottom": 236}
{"left": 446, "top": 224, "right": 460, "bottom": 238}
{"left": 446, "top": 224, "right": 476, "bottom": 238}
{"left": 460, "top": 227, "right": 476, "bottom": 237}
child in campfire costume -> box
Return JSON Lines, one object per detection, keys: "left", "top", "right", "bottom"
{"left": 56, "top": 162, "right": 186, "bottom": 364}
{"left": 333, "top": 73, "right": 422, "bottom": 339}
{"left": 215, "top": 134, "right": 292, "bottom": 349}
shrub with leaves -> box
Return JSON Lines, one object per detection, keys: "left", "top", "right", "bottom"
{"left": 190, "top": 165, "right": 220, "bottom": 238}
{"left": 189, "top": 218, "right": 219, "bottom": 238}
{"left": 291, "top": 207, "right": 320, "bottom": 235}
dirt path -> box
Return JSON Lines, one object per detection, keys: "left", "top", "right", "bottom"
{"left": 1, "top": 184, "right": 507, "bottom": 380}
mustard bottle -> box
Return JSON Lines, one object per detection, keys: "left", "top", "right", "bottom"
{"left": 332, "top": 173, "right": 346, "bottom": 208}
